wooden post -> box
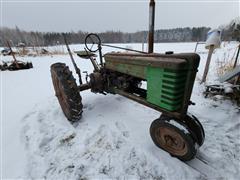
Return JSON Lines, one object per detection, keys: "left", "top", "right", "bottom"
{"left": 194, "top": 42, "right": 199, "bottom": 52}
{"left": 201, "top": 45, "right": 214, "bottom": 84}
{"left": 233, "top": 43, "right": 240, "bottom": 68}
{"left": 234, "top": 43, "right": 240, "bottom": 85}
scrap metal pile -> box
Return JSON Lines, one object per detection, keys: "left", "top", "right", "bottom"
{"left": 0, "top": 60, "right": 33, "bottom": 71}
{"left": 204, "top": 44, "right": 240, "bottom": 105}
{"left": 0, "top": 41, "right": 33, "bottom": 71}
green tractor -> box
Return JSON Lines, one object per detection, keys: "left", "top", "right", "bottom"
{"left": 50, "top": 33, "right": 204, "bottom": 161}
{"left": 50, "top": 0, "right": 204, "bottom": 161}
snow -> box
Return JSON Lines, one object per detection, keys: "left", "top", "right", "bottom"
{"left": 168, "top": 120, "right": 189, "bottom": 134}
{"left": 1, "top": 42, "right": 240, "bottom": 179}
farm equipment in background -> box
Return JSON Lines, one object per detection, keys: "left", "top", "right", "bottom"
{"left": 0, "top": 61, "right": 8, "bottom": 71}
{"left": 1, "top": 48, "right": 11, "bottom": 56}
{"left": 0, "top": 41, "right": 33, "bottom": 71}
{"left": 50, "top": 0, "right": 205, "bottom": 161}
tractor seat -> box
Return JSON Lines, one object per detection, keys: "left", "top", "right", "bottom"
{"left": 75, "top": 50, "right": 97, "bottom": 59}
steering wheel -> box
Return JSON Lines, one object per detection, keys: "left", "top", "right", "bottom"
{"left": 85, "top": 33, "right": 101, "bottom": 52}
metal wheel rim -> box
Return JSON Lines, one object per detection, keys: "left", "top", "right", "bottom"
{"left": 155, "top": 126, "right": 188, "bottom": 156}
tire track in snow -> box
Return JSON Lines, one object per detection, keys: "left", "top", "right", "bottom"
{"left": 186, "top": 156, "right": 219, "bottom": 179}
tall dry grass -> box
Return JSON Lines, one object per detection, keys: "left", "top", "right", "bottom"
{"left": 216, "top": 45, "right": 239, "bottom": 76}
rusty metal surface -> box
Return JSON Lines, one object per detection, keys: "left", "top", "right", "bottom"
{"left": 75, "top": 50, "right": 97, "bottom": 59}
{"left": 155, "top": 126, "right": 188, "bottom": 156}
{"left": 105, "top": 61, "right": 146, "bottom": 79}
{"left": 89, "top": 72, "right": 105, "bottom": 93}
{"left": 51, "top": 69, "right": 71, "bottom": 118}
{"left": 84, "top": 48, "right": 100, "bottom": 72}
{"left": 179, "top": 54, "right": 200, "bottom": 115}
{"left": 104, "top": 53, "right": 188, "bottom": 70}
{"left": 114, "top": 88, "right": 183, "bottom": 119}
{"left": 63, "top": 34, "right": 83, "bottom": 85}
{"left": 78, "top": 83, "right": 91, "bottom": 91}
{"left": 180, "top": 69, "right": 198, "bottom": 115}
{"left": 104, "top": 52, "right": 200, "bottom": 69}
{"left": 148, "top": 0, "right": 155, "bottom": 53}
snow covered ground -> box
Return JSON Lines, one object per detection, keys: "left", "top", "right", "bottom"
{"left": 1, "top": 42, "right": 240, "bottom": 179}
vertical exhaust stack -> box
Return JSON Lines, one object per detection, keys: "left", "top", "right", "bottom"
{"left": 148, "top": 0, "right": 155, "bottom": 53}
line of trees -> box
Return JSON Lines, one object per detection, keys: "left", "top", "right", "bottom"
{"left": 0, "top": 22, "right": 239, "bottom": 47}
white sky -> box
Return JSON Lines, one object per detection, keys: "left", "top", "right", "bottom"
{"left": 1, "top": 0, "right": 239, "bottom": 32}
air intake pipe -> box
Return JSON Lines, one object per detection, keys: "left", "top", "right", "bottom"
{"left": 148, "top": 0, "right": 155, "bottom": 53}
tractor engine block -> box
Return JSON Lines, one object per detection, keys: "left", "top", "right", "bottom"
{"left": 89, "top": 72, "right": 105, "bottom": 93}
{"left": 106, "top": 71, "right": 143, "bottom": 92}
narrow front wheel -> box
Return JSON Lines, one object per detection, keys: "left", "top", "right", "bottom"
{"left": 150, "top": 117, "right": 197, "bottom": 161}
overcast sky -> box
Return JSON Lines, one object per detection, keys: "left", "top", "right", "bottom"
{"left": 1, "top": 0, "right": 239, "bottom": 32}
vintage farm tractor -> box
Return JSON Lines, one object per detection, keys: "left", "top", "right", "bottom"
{"left": 50, "top": 33, "right": 204, "bottom": 161}
{"left": 50, "top": 0, "right": 204, "bottom": 161}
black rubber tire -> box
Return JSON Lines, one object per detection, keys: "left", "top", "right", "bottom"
{"left": 150, "top": 118, "right": 197, "bottom": 161}
{"left": 184, "top": 113, "right": 205, "bottom": 146}
{"left": 159, "top": 114, "right": 205, "bottom": 147}
{"left": 50, "top": 63, "right": 83, "bottom": 122}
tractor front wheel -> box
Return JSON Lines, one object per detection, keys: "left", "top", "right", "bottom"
{"left": 150, "top": 116, "right": 197, "bottom": 161}
{"left": 50, "top": 63, "right": 83, "bottom": 122}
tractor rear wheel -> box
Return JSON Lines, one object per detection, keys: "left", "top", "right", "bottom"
{"left": 50, "top": 63, "right": 83, "bottom": 122}
{"left": 150, "top": 116, "right": 197, "bottom": 161}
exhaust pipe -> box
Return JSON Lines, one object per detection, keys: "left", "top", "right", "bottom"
{"left": 148, "top": 0, "right": 155, "bottom": 53}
